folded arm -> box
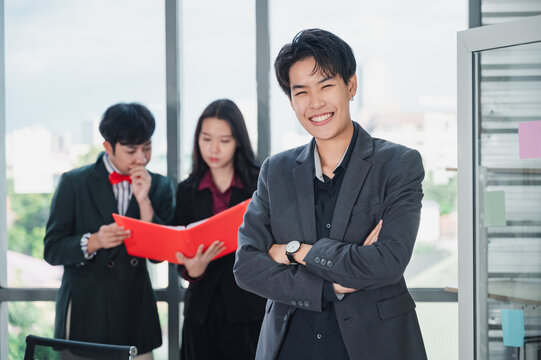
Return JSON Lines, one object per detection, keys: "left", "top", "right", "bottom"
{"left": 301, "top": 149, "right": 424, "bottom": 290}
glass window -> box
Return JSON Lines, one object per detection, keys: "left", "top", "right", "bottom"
{"left": 8, "top": 302, "right": 55, "bottom": 360}
{"left": 416, "top": 302, "right": 458, "bottom": 359}
{"left": 269, "top": 0, "right": 467, "bottom": 289}
{"left": 5, "top": 0, "right": 167, "bottom": 288}
{"left": 180, "top": 0, "right": 257, "bottom": 178}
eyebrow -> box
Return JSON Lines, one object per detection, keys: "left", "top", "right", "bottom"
{"left": 291, "top": 76, "right": 335, "bottom": 90}
{"left": 201, "top": 132, "right": 233, "bottom": 138}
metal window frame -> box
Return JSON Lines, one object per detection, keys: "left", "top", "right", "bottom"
{"left": 457, "top": 15, "right": 541, "bottom": 360}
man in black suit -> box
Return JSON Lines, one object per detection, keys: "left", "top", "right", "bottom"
{"left": 44, "top": 103, "right": 174, "bottom": 359}
{"left": 234, "top": 29, "right": 427, "bottom": 359}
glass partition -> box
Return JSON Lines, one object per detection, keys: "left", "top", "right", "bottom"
{"left": 476, "top": 40, "right": 541, "bottom": 359}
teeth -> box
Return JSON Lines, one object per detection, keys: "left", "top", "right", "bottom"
{"left": 310, "top": 113, "right": 332, "bottom": 122}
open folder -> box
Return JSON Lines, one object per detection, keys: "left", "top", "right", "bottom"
{"left": 112, "top": 199, "right": 250, "bottom": 264}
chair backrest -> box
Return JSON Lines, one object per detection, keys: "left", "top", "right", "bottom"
{"left": 24, "top": 334, "right": 138, "bottom": 360}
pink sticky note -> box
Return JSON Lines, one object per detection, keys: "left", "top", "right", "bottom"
{"left": 518, "top": 121, "right": 541, "bottom": 159}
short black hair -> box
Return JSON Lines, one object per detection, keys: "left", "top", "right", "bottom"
{"left": 99, "top": 103, "right": 156, "bottom": 149}
{"left": 274, "top": 28, "right": 356, "bottom": 98}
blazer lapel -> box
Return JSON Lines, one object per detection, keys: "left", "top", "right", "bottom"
{"left": 88, "top": 155, "right": 118, "bottom": 224}
{"left": 330, "top": 125, "right": 374, "bottom": 241}
{"left": 292, "top": 141, "right": 317, "bottom": 244}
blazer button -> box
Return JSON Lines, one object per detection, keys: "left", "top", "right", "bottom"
{"left": 304, "top": 300, "right": 310, "bottom": 307}
{"left": 130, "top": 258, "right": 139, "bottom": 267}
{"left": 314, "top": 257, "right": 321, "bottom": 264}
{"left": 291, "top": 300, "right": 297, "bottom": 306}
{"left": 326, "top": 260, "right": 333, "bottom": 267}
{"left": 107, "top": 260, "right": 115, "bottom": 268}
{"left": 320, "top": 259, "right": 327, "bottom": 266}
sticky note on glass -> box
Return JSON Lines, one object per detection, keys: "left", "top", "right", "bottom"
{"left": 518, "top": 120, "right": 541, "bottom": 159}
{"left": 501, "top": 309, "right": 524, "bottom": 347}
{"left": 484, "top": 191, "right": 506, "bottom": 227}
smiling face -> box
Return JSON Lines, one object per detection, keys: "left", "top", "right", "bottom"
{"left": 104, "top": 140, "right": 152, "bottom": 174}
{"left": 198, "top": 117, "right": 237, "bottom": 171}
{"left": 288, "top": 56, "right": 357, "bottom": 144}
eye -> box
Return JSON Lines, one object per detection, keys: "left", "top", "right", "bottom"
{"left": 221, "top": 139, "right": 232, "bottom": 144}
{"left": 322, "top": 84, "right": 333, "bottom": 89}
{"left": 294, "top": 91, "right": 307, "bottom": 96}
{"left": 201, "top": 137, "right": 211, "bottom": 142}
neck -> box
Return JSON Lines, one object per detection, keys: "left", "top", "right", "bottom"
{"left": 315, "top": 122, "right": 354, "bottom": 177}
{"left": 106, "top": 154, "right": 128, "bottom": 175}
{"left": 209, "top": 165, "right": 235, "bottom": 193}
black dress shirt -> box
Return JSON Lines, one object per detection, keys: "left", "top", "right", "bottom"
{"left": 277, "top": 122, "right": 359, "bottom": 360}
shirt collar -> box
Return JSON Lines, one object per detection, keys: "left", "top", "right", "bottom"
{"left": 198, "top": 169, "right": 243, "bottom": 193}
{"left": 313, "top": 122, "right": 359, "bottom": 182}
{"left": 102, "top": 153, "right": 121, "bottom": 175}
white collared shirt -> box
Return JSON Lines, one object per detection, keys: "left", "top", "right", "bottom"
{"left": 102, "top": 153, "right": 133, "bottom": 216}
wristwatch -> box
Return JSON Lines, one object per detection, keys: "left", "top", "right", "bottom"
{"left": 285, "top": 240, "right": 301, "bottom": 265}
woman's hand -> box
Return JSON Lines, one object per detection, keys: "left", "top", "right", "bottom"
{"left": 176, "top": 240, "right": 225, "bottom": 278}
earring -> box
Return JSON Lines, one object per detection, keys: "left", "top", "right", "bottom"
{"left": 350, "top": 96, "right": 354, "bottom": 102}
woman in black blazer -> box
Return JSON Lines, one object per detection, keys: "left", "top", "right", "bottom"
{"left": 173, "top": 99, "right": 266, "bottom": 360}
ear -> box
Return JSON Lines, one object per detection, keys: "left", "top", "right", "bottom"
{"left": 103, "top": 141, "right": 114, "bottom": 156}
{"left": 347, "top": 74, "right": 358, "bottom": 100}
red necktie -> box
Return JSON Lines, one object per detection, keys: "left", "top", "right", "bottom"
{"left": 109, "top": 172, "right": 132, "bottom": 185}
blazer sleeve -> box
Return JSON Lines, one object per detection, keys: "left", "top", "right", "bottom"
{"left": 150, "top": 174, "right": 175, "bottom": 225}
{"left": 302, "top": 149, "right": 425, "bottom": 290}
{"left": 234, "top": 158, "right": 327, "bottom": 312}
{"left": 43, "top": 173, "right": 88, "bottom": 266}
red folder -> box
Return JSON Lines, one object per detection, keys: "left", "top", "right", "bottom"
{"left": 113, "top": 199, "right": 250, "bottom": 264}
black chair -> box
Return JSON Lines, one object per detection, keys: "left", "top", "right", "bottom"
{"left": 24, "top": 334, "right": 138, "bottom": 360}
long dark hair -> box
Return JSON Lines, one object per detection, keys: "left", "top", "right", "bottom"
{"left": 190, "top": 99, "right": 260, "bottom": 194}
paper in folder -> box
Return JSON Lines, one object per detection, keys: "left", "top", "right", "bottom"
{"left": 113, "top": 199, "right": 250, "bottom": 264}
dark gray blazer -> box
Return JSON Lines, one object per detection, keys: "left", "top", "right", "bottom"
{"left": 234, "top": 124, "right": 427, "bottom": 360}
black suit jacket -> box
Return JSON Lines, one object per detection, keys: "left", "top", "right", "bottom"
{"left": 174, "top": 177, "right": 266, "bottom": 324}
{"left": 44, "top": 153, "right": 175, "bottom": 354}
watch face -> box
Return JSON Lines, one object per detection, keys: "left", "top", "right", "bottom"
{"left": 286, "top": 240, "right": 301, "bottom": 253}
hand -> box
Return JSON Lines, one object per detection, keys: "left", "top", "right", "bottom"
{"left": 130, "top": 165, "right": 152, "bottom": 203}
{"left": 363, "top": 219, "right": 382, "bottom": 246}
{"left": 88, "top": 223, "right": 131, "bottom": 253}
{"left": 176, "top": 241, "right": 225, "bottom": 278}
{"left": 333, "top": 283, "right": 357, "bottom": 294}
{"left": 268, "top": 244, "right": 288, "bottom": 265}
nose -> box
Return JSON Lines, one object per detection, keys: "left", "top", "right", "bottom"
{"left": 135, "top": 150, "right": 147, "bottom": 164}
{"left": 309, "top": 91, "right": 325, "bottom": 109}
{"left": 210, "top": 140, "right": 220, "bottom": 154}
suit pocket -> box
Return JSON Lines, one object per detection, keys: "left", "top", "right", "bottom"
{"left": 377, "top": 291, "right": 416, "bottom": 320}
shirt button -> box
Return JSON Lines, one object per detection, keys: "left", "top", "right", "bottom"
{"left": 320, "top": 259, "right": 327, "bottom": 266}
{"left": 316, "top": 333, "right": 322, "bottom": 340}
{"left": 314, "top": 257, "right": 321, "bottom": 264}
{"left": 327, "top": 260, "right": 333, "bottom": 267}
{"left": 326, "top": 223, "right": 331, "bottom": 229}
{"left": 290, "top": 300, "right": 297, "bottom": 306}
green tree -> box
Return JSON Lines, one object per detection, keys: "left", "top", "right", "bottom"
{"left": 422, "top": 172, "right": 457, "bottom": 215}
{"left": 7, "top": 179, "right": 52, "bottom": 258}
